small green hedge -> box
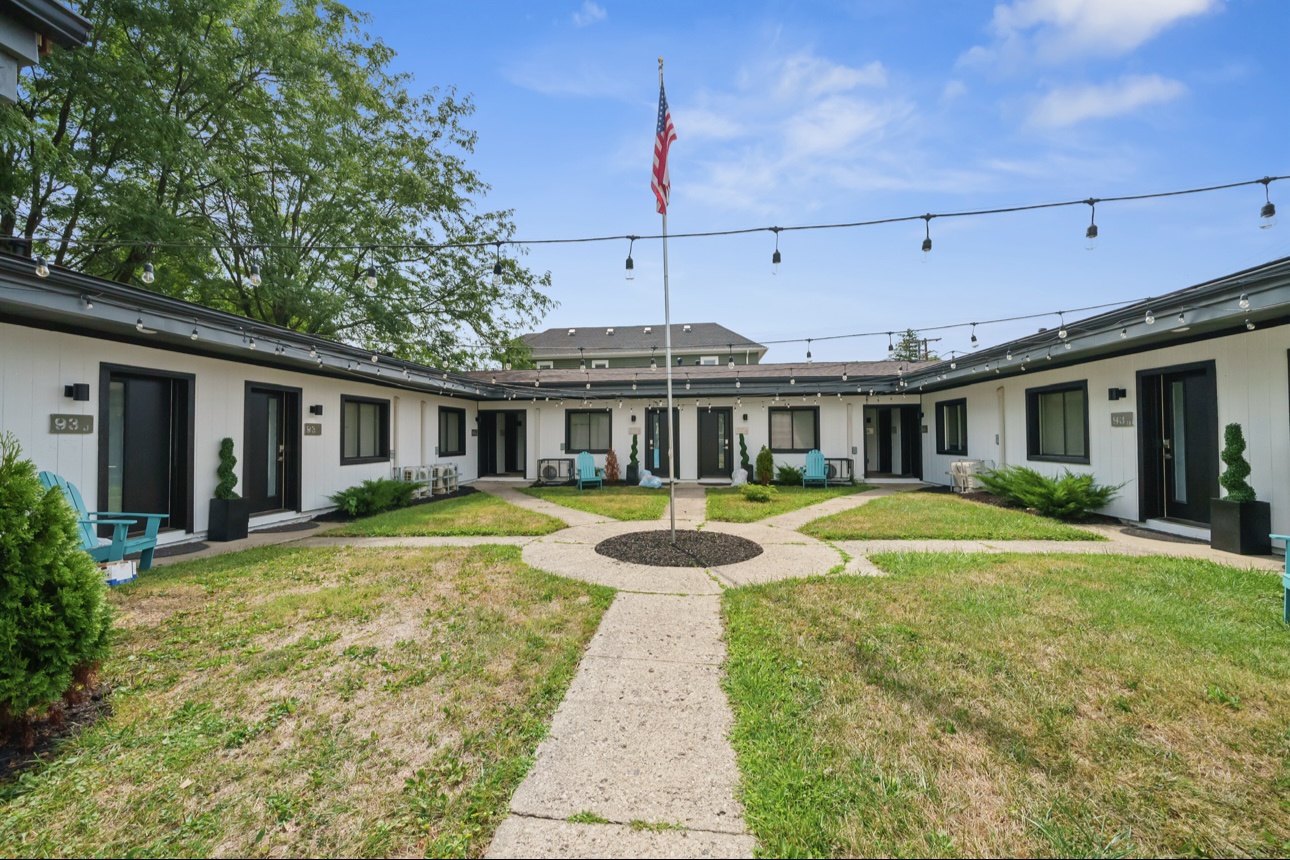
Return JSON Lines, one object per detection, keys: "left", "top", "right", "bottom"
{"left": 741, "top": 484, "right": 779, "bottom": 503}
{"left": 329, "top": 478, "right": 416, "bottom": 517}
{"left": 977, "top": 466, "right": 1121, "bottom": 521}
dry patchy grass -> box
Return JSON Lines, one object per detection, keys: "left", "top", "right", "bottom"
{"left": 324, "top": 492, "right": 566, "bottom": 537}
{"left": 0, "top": 545, "right": 612, "bottom": 858}
{"left": 723, "top": 552, "right": 1290, "bottom": 857}
{"left": 706, "top": 484, "right": 874, "bottom": 523}
{"left": 518, "top": 485, "right": 669, "bottom": 521}
{"left": 801, "top": 491, "right": 1102, "bottom": 541}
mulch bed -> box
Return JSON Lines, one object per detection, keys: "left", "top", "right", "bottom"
{"left": 595, "top": 529, "right": 763, "bottom": 568}
{"left": 253, "top": 521, "right": 318, "bottom": 534}
{"left": 1, "top": 683, "right": 113, "bottom": 778}
{"left": 152, "top": 541, "right": 210, "bottom": 559}
{"left": 311, "top": 486, "right": 478, "bottom": 523}
{"left": 919, "top": 486, "right": 1120, "bottom": 525}
{"left": 1120, "top": 526, "right": 1209, "bottom": 545}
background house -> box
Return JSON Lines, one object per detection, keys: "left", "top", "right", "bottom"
{"left": 522, "top": 322, "right": 767, "bottom": 369}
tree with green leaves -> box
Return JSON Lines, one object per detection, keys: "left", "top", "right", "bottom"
{"left": 891, "top": 328, "right": 939, "bottom": 362}
{"left": 3, "top": 0, "right": 554, "bottom": 367}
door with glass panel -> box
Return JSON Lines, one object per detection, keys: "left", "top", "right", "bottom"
{"left": 644, "top": 407, "right": 680, "bottom": 478}
{"left": 697, "top": 407, "right": 732, "bottom": 478}
{"left": 1138, "top": 364, "right": 1218, "bottom": 524}
{"left": 243, "top": 384, "right": 301, "bottom": 514}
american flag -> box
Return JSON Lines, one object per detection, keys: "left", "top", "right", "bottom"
{"left": 652, "top": 80, "right": 677, "bottom": 214}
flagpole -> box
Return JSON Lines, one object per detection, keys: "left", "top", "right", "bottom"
{"left": 660, "top": 57, "right": 676, "bottom": 545}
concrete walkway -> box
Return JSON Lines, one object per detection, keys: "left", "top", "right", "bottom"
{"left": 659, "top": 483, "right": 707, "bottom": 527}
{"left": 474, "top": 480, "right": 610, "bottom": 527}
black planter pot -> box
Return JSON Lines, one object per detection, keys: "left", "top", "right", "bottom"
{"left": 208, "top": 497, "right": 250, "bottom": 542}
{"left": 1209, "top": 498, "right": 1271, "bottom": 555}
{"left": 626, "top": 464, "right": 639, "bottom": 485}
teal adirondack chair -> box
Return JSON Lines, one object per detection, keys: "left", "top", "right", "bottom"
{"left": 802, "top": 450, "right": 828, "bottom": 487}
{"left": 38, "top": 471, "right": 165, "bottom": 571}
{"left": 575, "top": 451, "right": 603, "bottom": 490}
{"left": 1273, "top": 533, "right": 1290, "bottom": 623}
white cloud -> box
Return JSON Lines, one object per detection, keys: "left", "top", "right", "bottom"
{"left": 972, "top": 0, "right": 1220, "bottom": 64}
{"left": 1028, "top": 74, "right": 1187, "bottom": 127}
{"left": 941, "top": 80, "right": 968, "bottom": 102}
{"left": 773, "top": 55, "right": 887, "bottom": 99}
{"left": 572, "top": 1, "right": 606, "bottom": 27}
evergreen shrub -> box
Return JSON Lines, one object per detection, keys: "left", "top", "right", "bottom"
{"left": 977, "top": 465, "right": 1121, "bottom": 521}
{"left": 755, "top": 446, "right": 775, "bottom": 485}
{"left": 776, "top": 463, "right": 804, "bottom": 485}
{"left": 741, "top": 483, "right": 778, "bottom": 503}
{"left": 0, "top": 433, "right": 112, "bottom": 734}
{"left": 1218, "top": 423, "right": 1256, "bottom": 503}
{"left": 330, "top": 478, "right": 416, "bottom": 517}
{"left": 215, "top": 437, "right": 239, "bottom": 500}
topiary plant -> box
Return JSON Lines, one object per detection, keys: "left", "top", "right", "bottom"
{"left": 755, "top": 445, "right": 774, "bottom": 485}
{"left": 629, "top": 435, "right": 639, "bottom": 469}
{"left": 0, "top": 433, "right": 112, "bottom": 740}
{"left": 215, "top": 437, "right": 239, "bottom": 500}
{"left": 604, "top": 448, "right": 620, "bottom": 483}
{"left": 739, "top": 433, "right": 750, "bottom": 473}
{"left": 1218, "top": 423, "right": 1256, "bottom": 503}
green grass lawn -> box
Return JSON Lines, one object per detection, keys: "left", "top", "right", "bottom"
{"left": 324, "top": 491, "right": 566, "bottom": 537}
{"left": 706, "top": 484, "right": 874, "bottom": 523}
{"left": 722, "top": 552, "right": 1290, "bottom": 857}
{"left": 518, "top": 485, "right": 669, "bottom": 521}
{"left": 801, "top": 491, "right": 1102, "bottom": 540}
{"left": 0, "top": 545, "right": 613, "bottom": 858}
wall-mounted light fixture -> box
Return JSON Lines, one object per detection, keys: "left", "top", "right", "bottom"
{"left": 63, "top": 383, "right": 90, "bottom": 402}
{"left": 1108, "top": 387, "right": 1127, "bottom": 401}
{"left": 309, "top": 404, "right": 324, "bottom": 416}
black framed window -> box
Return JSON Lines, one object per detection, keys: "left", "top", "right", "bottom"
{"left": 1026, "top": 382, "right": 1089, "bottom": 463}
{"left": 936, "top": 398, "right": 968, "bottom": 455}
{"left": 566, "top": 410, "right": 612, "bottom": 453}
{"left": 439, "top": 407, "right": 466, "bottom": 457}
{"left": 341, "top": 396, "right": 390, "bottom": 464}
{"left": 768, "top": 407, "right": 819, "bottom": 453}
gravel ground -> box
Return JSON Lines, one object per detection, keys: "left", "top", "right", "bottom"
{"left": 595, "top": 529, "right": 764, "bottom": 568}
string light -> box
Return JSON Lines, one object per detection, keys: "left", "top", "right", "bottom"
{"left": 81, "top": 295, "right": 93, "bottom": 309}
{"left": 1260, "top": 177, "right": 1277, "bottom": 229}
{"left": 650, "top": 346, "right": 658, "bottom": 371}
{"left": 579, "top": 347, "right": 587, "bottom": 372}
{"left": 887, "top": 332, "right": 894, "bottom": 353}
{"left": 1057, "top": 312, "right": 1067, "bottom": 339}
{"left": 921, "top": 214, "right": 933, "bottom": 255}
{"left": 364, "top": 245, "right": 377, "bottom": 289}
{"left": 735, "top": 372, "right": 741, "bottom": 389}
{"left": 309, "top": 346, "right": 318, "bottom": 359}
{"left": 806, "top": 338, "right": 812, "bottom": 362}
{"left": 684, "top": 374, "right": 690, "bottom": 390}
{"left": 970, "top": 323, "right": 978, "bottom": 348}
{"left": 135, "top": 315, "right": 144, "bottom": 332}
{"left": 1085, "top": 199, "right": 1098, "bottom": 250}
{"left": 249, "top": 262, "right": 262, "bottom": 286}
{"left": 141, "top": 261, "right": 155, "bottom": 284}
{"left": 34, "top": 256, "right": 50, "bottom": 278}
{"left": 727, "top": 345, "right": 735, "bottom": 370}
{"left": 770, "top": 227, "right": 782, "bottom": 275}
{"left": 492, "top": 243, "right": 503, "bottom": 286}
{"left": 1246, "top": 319, "right": 1256, "bottom": 330}
{"left": 1120, "top": 327, "right": 1128, "bottom": 339}
{"left": 190, "top": 325, "right": 199, "bottom": 341}
{"left": 1145, "top": 309, "right": 1155, "bottom": 325}
{"left": 1239, "top": 293, "right": 1250, "bottom": 309}
{"left": 841, "top": 365, "right": 848, "bottom": 382}
{"left": 625, "top": 236, "right": 636, "bottom": 280}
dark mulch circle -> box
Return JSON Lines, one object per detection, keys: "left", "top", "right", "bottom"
{"left": 253, "top": 521, "right": 318, "bottom": 534}
{"left": 312, "top": 485, "right": 478, "bottom": 522}
{"left": 1120, "top": 526, "right": 1208, "bottom": 545}
{"left": 152, "top": 541, "right": 210, "bottom": 559}
{"left": 1, "top": 683, "right": 113, "bottom": 777}
{"left": 595, "top": 529, "right": 763, "bottom": 568}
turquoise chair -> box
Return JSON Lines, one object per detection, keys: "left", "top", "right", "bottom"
{"left": 1273, "top": 533, "right": 1290, "bottom": 623}
{"left": 575, "top": 451, "right": 603, "bottom": 490}
{"left": 802, "top": 450, "right": 828, "bottom": 487}
{"left": 38, "top": 471, "right": 165, "bottom": 571}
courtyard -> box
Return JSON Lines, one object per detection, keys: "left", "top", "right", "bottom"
{"left": 3, "top": 484, "right": 1286, "bottom": 858}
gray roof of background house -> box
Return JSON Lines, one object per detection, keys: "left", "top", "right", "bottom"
{"left": 522, "top": 322, "right": 766, "bottom": 357}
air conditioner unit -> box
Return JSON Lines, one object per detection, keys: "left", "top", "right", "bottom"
{"left": 537, "top": 458, "right": 575, "bottom": 484}
{"left": 949, "top": 459, "right": 986, "bottom": 493}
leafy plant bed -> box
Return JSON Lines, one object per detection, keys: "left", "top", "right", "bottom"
{"left": 595, "top": 530, "right": 763, "bottom": 567}
{"left": 312, "top": 485, "right": 477, "bottom": 522}
{"left": 0, "top": 545, "right": 613, "bottom": 857}
{"left": 706, "top": 484, "right": 873, "bottom": 523}
{"left": 802, "top": 491, "right": 1103, "bottom": 540}
{"left": 519, "top": 485, "right": 669, "bottom": 521}
{"left": 322, "top": 490, "right": 565, "bottom": 536}
{"left": 723, "top": 553, "right": 1290, "bottom": 857}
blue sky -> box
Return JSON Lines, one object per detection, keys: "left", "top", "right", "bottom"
{"left": 366, "top": 0, "right": 1287, "bottom": 362}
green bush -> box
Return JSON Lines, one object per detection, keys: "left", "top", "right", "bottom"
{"left": 741, "top": 484, "right": 779, "bottom": 503}
{"left": 329, "top": 478, "right": 416, "bottom": 517}
{"left": 776, "top": 463, "right": 804, "bottom": 485}
{"left": 0, "top": 433, "right": 112, "bottom": 732}
{"left": 1219, "top": 423, "right": 1256, "bottom": 503}
{"left": 215, "top": 437, "right": 239, "bottom": 500}
{"left": 977, "top": 465, "right": 1121, "bottom": 521}
{"left": 755, "top": 446, "right": 775, "bottom": 485}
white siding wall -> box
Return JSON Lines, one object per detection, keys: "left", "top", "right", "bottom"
{"left": 0, "top": 323, "right": 478, "bottom": 535}
{"left": 919, "top": 327, "right": 1290, "bottom": 540}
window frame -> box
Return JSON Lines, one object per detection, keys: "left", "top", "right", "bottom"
{"left": 767, "top": 406, "right": 820, "bottom": 454}
{"left": 565, "top": 409, "right": 613, "bottom": 454}
{"left": 438, "top": 406, "right": 467, "bottom": 457}
{"left": 340, "top": 395, "right": 391, "bottom": 465}
{"left": 935, "top": 398, "right": 968, "bottom": 456}
{"left": 535, "top": 360, "right": 554, "bottom": 369}
{"left": 590, "top": 358, "right": 610, "bottom": 369}
{"left": 1025, "top": 381, "right": 1091, "bottom": 465}
{"left": 698, "top": 355, "right": 719, "bottom": 366}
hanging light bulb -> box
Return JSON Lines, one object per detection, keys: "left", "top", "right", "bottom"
{"left": 1063, "top": 341, "right": 1072, "bottom": 350}
{"left": 309, "top": 346, "right": 318, "bottom": 360}
{"left": 842, "top": 365, "right": 848, "bottom": 382}
{"left": 805, "top": 339, "right": 812, "bottom": 363}
{"left": 1260, "top": 177, "right": 1277, "bottom": 229}
{"left": 790, "top": 369, "right": 795, "bottom": 385}
{"left": 135, "top": 315, "right": 145, "bottom": 332}
{"left": 248, "top": 336, "right": 257, "bottom": 350}
{"left": 141, "top": 261, "right": 155, "bottom": 284}
{"left": 950, "top": 358, "right": 957, "bottom": 370}
{"left": 625, "top": 236, "right": 636, "bottom": 280}
{"left": 190, "top": 326, "right": 199, "bottom": 341}
{"left": 81, "top": 295, "right": 93, "bottom": 309}
{"left": 735, "top": 373, "right": 741, "bottom": 389}
{"left": 1237, "top": 293, "right": 1250, "bottom": 310}
{"left": 887, "top": 332, "right": 894, "bottom": 353}
{"left": 492, "top": 243, "right": 503, "bottom": 286}
{"left": 631, "top": 374, "right": 637, "bottom": 391}
{"left": 921, "top": 213, "right": 933, "bottom": 256}
{"left": 1145, "top": 309, "right": 1155, "bottom": 325}
{"left": 371, "top": 354, "right": 379, "bottom": 363}
{"left": 34, "top": 256, "right": 50, "bottom": 278}
{"left": 365, "top": 262, "right": 377, "bottom": 289}
{"left": 685, "top": 374, "right": 690, "bottom": 390}
{"left": 249, "top": 263, "right": 262, "bottom": 286}
{"left": 1058, "top": 313, "right": 1067, "bottom": 339}
{"left": 1177, "top": 311, "right": 1186, "bottom": 325}
{"left": 970, "top": 323, "right": 979, "bottom": 349}
{"left": 1246, "top": 318, "right": 1256, "bottom": 330}
{"left": 1084, "top": 198, "right": 1099, "bottom": 250}
{"left": 727, "top": 345, "right": 735, "bottom": 370}
{"left": 579, "top": 347, "right": 587, "bottom": 372}
{"left": 1006, "top": 349, "right": 1013, "bottom": 361}
{"left": 1120, "top": 328, "right": 1128, "bottom": 339}
{"left": 650, "top": 347, "right": 658, "bottom": 371}
{"left": 771, "top": 227, "right": 782, "bottom": 275}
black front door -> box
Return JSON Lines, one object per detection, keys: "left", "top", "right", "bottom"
{"left": 478, "top": 411, "right": 498, "bottom": 476}
{"left": 645, "top": 407, "right": 681, "bottom": 478}
{"left": 899, "top": 405, "right": 923, "bottom": 479}
{"left": 99, "top": 366, "right": 194, "bottom": 532}
{"left": 698, "top": 407, "right": 733, "bottom": 478}
{"left": 877, "top": 408, "right": 893, "bottom": 473}
{"left": 1139, "top": 364, "right": 1218, "bottom": 524}
{"left": 244, "top": 385, "right": 300, "bottom": 514}
{"left": 504, "top": 412, "right": 523, "bottom": 473}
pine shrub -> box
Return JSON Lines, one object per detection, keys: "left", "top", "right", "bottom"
{"left": 776, "top": 463, "right": 804, "bottom": 485}
{"left": 977, "top": 465, "right": 1121, "bottom": 521}
{"left": 741, "top": 483, "right": 778, "bottom": 503}
{"left": 1218, "top": 423, "right": 1256, "bottom": 503}
{"left": 329, "top": 478, "right": 416, "bottom": 517}
{"left": 0, "top": 433, "right": 112, "bottom": 734}
{"left": 215, "top": 437, "right": 239, "bottom": 500}
{"left": 755, "top": 446, "right": 775, "bottom": 485}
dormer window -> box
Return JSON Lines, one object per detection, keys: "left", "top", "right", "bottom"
{"left": 568, "top": 328, "right": 576, "bottom": 336}
{"left": 606, "top": 327, "right": 614, "bottom": 335}
{"left": 683, "top": 324, "right": 692, "bottom": 332}
{"left": 643, "top": 326, "right": 652, "bottom": 334}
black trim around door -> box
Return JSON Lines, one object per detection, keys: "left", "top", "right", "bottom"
{"left": 644, "top": 407, "right": 681, "bottom": 478}
{"left": 243, "top": 382, "right": 302, "bottom": 515}
{"left": 697, "top": 406, "right": 733, "bottom": 479}
{"left": 97, "top": 363, "right": 196, "bottom": 534}
{"left": 1136, "top": 360, "right": 1218, "bottom": 525}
